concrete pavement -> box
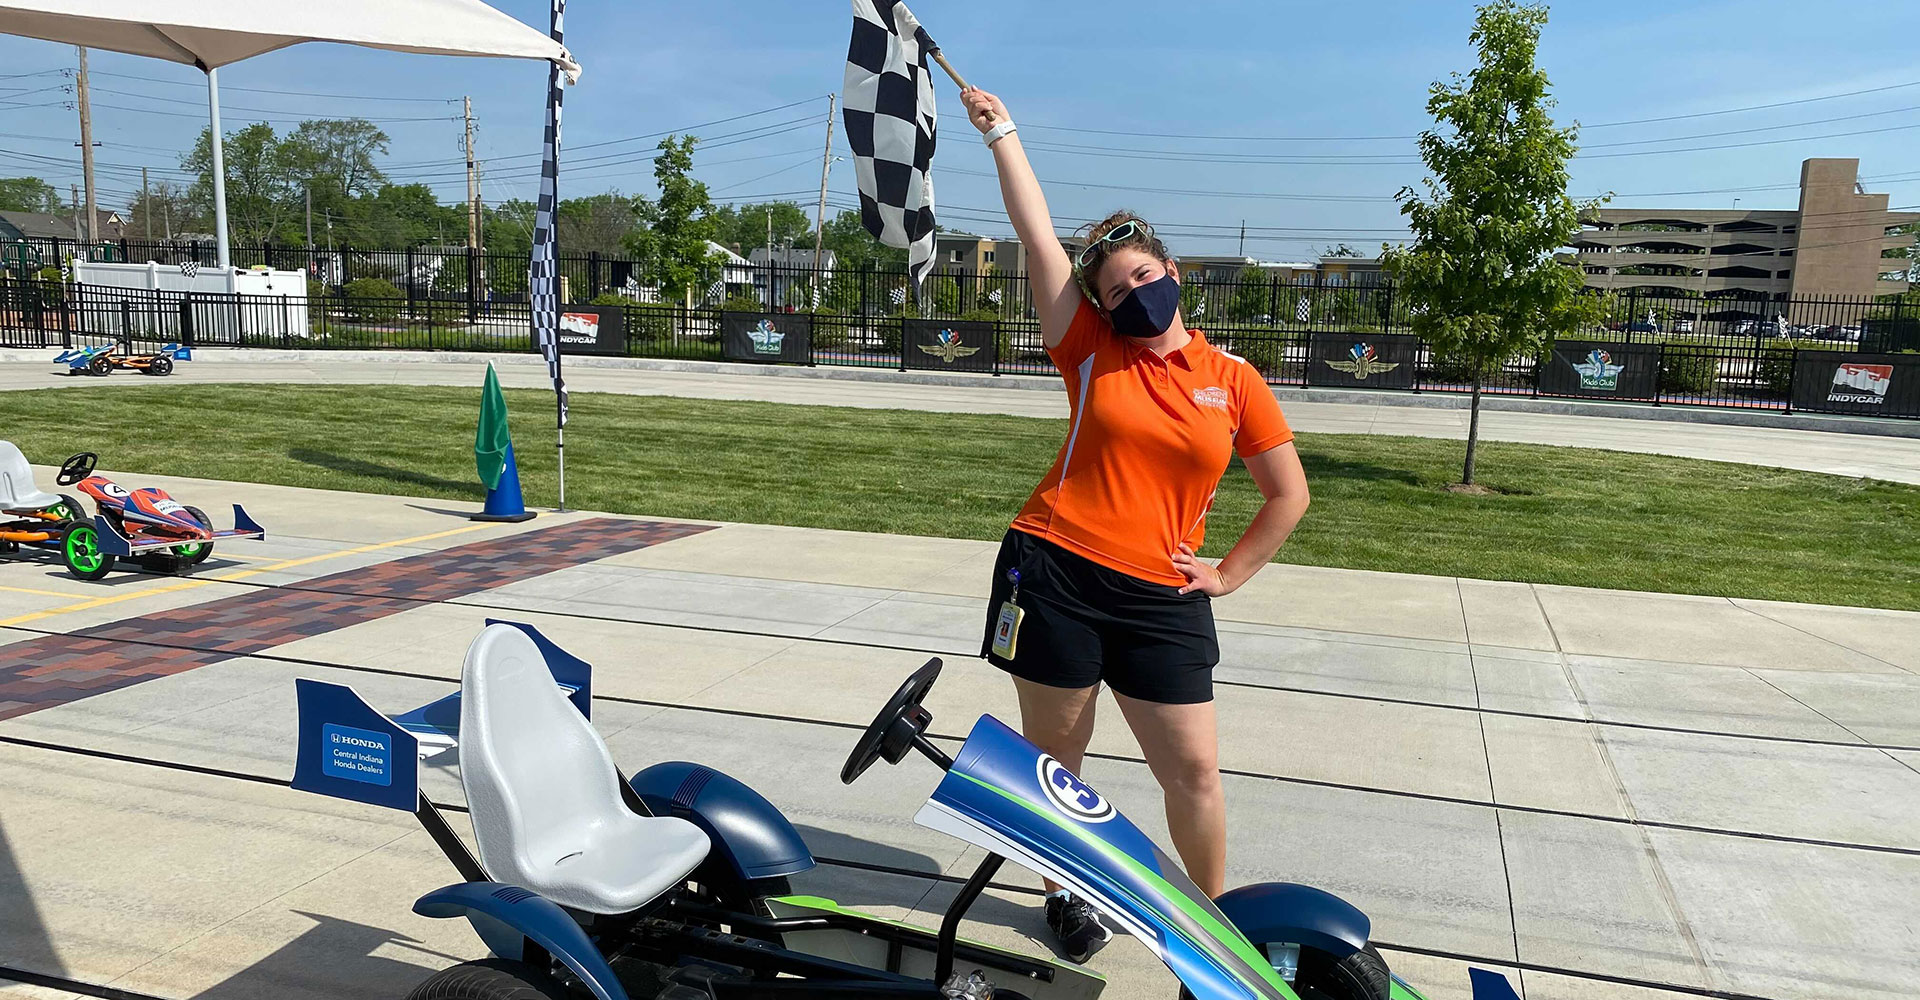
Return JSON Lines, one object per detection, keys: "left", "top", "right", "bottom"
{"left": 0, "top": 470, "right": 1915, "bottom": 1000}
{"left": 5, "top": 351, "right": 1920, "bottom": 485}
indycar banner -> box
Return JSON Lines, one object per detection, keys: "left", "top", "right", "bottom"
{"left": 556, "top": 306, "right": 626, "bottom": 356}
{"left": 722, "top": 312, "right": 813, "bottom": 364}
{"left": 1791, "top": 351, "right": 1920, "bottom": 417}
{"left": 1539, "top": 341, "right": 1659, "bottom": 400}
{"left": 903, "top": 319, "right": 996, "bottom": 373}
{"left": 1306, "top": 334, "right": 1419, "bottom": 390}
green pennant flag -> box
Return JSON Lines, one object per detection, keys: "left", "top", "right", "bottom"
{"left": 475, "top": 363, "right": 510, "bottom": 490}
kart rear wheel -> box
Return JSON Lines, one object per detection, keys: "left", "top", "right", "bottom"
{"left": 147, "top": 354, "right": 174, "bottom": 376}
{"left": 62, "top": 524, "right": 116, "bottom": 580}
{"left": 88, "top": 354, "right": 112, "bottom": 376}
{"left": 173, "top": 505, "right": 213, "bottom": 564}
{"left": 404, "top": 959, "right": 572, "bottom": 1000}
{"left": 49, "top": 494, "right": 84, "bottom": 523}
{"left": 1178, "top": 943, "right": 1391, "bottom": 1000}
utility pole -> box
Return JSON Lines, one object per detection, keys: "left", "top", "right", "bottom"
{"left": 464, "top": 96, "right": 481, "bottom": 250}
{"left": 812, "top": 93, "right": 836, "bottom": 272}
{"left": 305, "top": 187, "right": 313, "bottom": 248}
{"left": 141, "top": 166, "right": 151, "bottom": 240}
{"left": 75, "top": 46, "right": 98, "bottom": 246}
{"left": 1239, "top": 220, "right": 1245, "bottom": 257}
{"left": 71, "top": 185, "right": 81, "bottom": 242}
{"left": 765, "top": 207, "right": 773, "bottom": 309}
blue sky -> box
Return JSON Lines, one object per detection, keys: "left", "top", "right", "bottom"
{"left": 3, "top": 1, "right": 1917, "bottom": 258}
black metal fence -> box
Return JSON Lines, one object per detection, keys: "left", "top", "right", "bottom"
{"left": 4, "top": 268, "right": 1915, "bottom": 419}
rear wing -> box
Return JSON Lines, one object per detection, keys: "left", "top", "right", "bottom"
{"left": 96, "top": 504, "right": 265, "bottom": 556}
{"left": 291, "top": 620, "right": 590, "bottom": 811}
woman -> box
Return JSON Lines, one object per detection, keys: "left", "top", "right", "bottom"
{"left": 963, "top": 87, "right": 1312, "bottom": 963}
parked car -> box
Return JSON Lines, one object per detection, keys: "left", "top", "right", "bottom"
{"left": 1673, "top": 319, "right": 1695, "bottom": 334}
{"left": 1624, "top": 321, "right": 1660, "bottom": 334}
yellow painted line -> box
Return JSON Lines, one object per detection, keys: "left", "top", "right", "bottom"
{"left": 0, "top": 523, "right": 496, "bottom": 627}
{"left": 0, "top": 584, "right": 91, "bottom": 599}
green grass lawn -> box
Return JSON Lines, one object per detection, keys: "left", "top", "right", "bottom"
{"left": 3, "top": 384, "right": 1915, "bottom": 610}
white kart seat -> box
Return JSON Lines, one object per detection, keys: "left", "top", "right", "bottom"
{"left": 459, "top": 624, "right": 710, "bottom": 914}
{"left": 0, "top": 442, "right": 62, "bottom": 512}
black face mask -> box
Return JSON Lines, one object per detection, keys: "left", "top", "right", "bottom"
{"left": 1108, "top": 273, "right": 1181, "bottom": 339}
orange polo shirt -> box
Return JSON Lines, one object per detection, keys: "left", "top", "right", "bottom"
{"left": 1012, "top": 299, "right": 1294, "bottom": 587}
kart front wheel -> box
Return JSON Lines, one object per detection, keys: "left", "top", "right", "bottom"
{"left": 404, "top": 959, "right": 571, "bottom": 1000}
{"left": 88, "top": 354, "right": 112, "bottom": 376}
{"left": 174, "top": 505, "right": 213, "bottom": 564}
{"left": 1179, "top": 943, "right": 1392, "bottom": 1000}
{"left": 147, "top": 355, "right": 174, "bottom": 376}
{"left": 62, "top": 524, "right": 116, "bottom": 581}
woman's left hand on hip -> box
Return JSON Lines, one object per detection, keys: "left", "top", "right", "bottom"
{"left": 1173, "top": 544, "right": 1232, "bottom": 596}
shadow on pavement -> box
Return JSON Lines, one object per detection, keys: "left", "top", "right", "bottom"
{"left": 189, "top": 911, "right": 460, "bottom": 1000}
{"left": 0, "top": 813, "right": 65, "bottom": 980}
{"left": 289, "top": 448, "right": 478, "bottom": 496}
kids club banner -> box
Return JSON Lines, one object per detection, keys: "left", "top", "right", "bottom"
{"left": 1539, "top": 341, "right": 1659, "bottom": 400}
{"left": 903, "top": 318, "right": 996, "bottom": 373}
{"left": 722, "top": 312, "right": 813, "bottom": 364}
{"left": 1791, "top": 351, "right": 1920, "bottom": 417}
{"left": 1306, "top": 333, "right": 1419, "bottom": 390}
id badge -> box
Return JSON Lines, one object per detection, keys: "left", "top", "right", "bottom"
{"left": 991, "top": 600, "right": 1024, "bottom": 660}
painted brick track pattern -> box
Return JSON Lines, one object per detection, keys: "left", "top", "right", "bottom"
{"left": 0, "top": 517, "right": 709, "bottom": 720}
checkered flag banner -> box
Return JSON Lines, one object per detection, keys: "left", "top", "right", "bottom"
{"left": 528, "top": 0, "right": 570, "bottom": 429}
{"left": 1296, "top": 294, "right": 1311, "bottom": 323}
{"left": 843, "top": 0, "right": 939, "bottom": 296}
{"left": 179, "top": 260, "right": 199, "bottom": 278}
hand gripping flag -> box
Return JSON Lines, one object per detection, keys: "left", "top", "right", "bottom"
{"left": 529, "top": 0, "right": 570, "bottom": 429}
{"left": 843, "top": 0, "right": 939, "bottom": 296}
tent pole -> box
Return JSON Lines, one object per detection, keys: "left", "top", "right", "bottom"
{"left": 205, "top": 66, "right": 230, "bottom": 272}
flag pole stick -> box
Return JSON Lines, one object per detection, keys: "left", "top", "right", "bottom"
{"left": 929, "top": 49, "right": 994, "bottom": 122}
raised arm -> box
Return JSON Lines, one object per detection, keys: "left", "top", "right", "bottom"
{"left": 961, "top": 88, "right": 1083, "bottom": 348}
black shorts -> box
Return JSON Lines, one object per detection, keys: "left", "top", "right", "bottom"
{"left": 980, "top": 529, "right": 1219, "bottom": 705}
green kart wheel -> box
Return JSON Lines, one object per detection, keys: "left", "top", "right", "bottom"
{"left": 63, "top": 524, "right": 116, "bottom": 581}
{"left": 173, "top": 505, "right": 213, "bottom": 565}
{"left": 49, "top": 494, "right": 84, "bottom": 523}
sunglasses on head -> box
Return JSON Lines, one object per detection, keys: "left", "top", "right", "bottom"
{"left": 1075, "top": 219, "right": 1153, "bottom": 269}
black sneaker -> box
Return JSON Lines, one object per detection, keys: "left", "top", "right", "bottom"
{"left": 1045, "top": 891, "right": 1113, "bottom": 963}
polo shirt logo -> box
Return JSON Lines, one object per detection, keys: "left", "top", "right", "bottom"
{"left": 1192, "top": 386, "right": 1230, "bottom": 410}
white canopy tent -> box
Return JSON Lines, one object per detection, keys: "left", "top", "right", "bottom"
{"left": 0, "top": 0, "right": 579, "bottom": 270}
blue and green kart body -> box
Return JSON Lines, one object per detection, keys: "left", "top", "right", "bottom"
{"left": 291, "top": 623, "right": 1503, "bottom": 1000}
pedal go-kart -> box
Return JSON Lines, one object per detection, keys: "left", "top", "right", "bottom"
{"left": 0, "top": 441, "right": 91, "bottom": 575}
{"left": 53, "top": 341, "right": 191, "bottom": 376}
{"left": 294, "top": 622, "right": 1520, "bottom": 1000}
{"left": 24, "top": 450, "right": 264, "bottom": 580}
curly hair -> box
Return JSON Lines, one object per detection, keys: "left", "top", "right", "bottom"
{"left": 1074, "top": 211, "right": 1172, "bottom": 303}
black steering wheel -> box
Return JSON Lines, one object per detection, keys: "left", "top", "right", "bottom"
{"left": 841, "top": 658, "right": 943, "bottom": 785}
{"left": 56, "top": 452, "right": 98, "bottom": 486}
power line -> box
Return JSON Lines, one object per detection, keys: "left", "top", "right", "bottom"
{"left": 381, "top": 95, "right": 831, "bottom": 169}
{"left": 931, "top": 76, "right": 1920, "bottom": 143}
{"left": 86, "top": 69, "right": 458, "bottom": 103}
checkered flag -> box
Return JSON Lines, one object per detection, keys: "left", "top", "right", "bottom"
{"left": 179, "top": 260, "right": 199, "bottom": 278}
{"left": 1296, "top": 294, "right": 1311, "bottom": 323}
{"left": 529, "top": 0, "right": 570, "bottom": 429}
{"left": 843, "top": 0, "right": 939, "bottom": 296}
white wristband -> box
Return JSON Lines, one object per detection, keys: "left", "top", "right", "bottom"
{"left": 983, "top": 120, "right": 1017, "bottom": 147}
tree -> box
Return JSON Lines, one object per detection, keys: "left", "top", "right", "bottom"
{"left": 346, "top": 183, "right": 466, "bottom": 248}
{"left": 1227, "top": 266, "right": 1270, "bottom": 322}
{"left": 1885, "top": 221, "right": 1919, "bottom": 286}
{"left": 282, "top": 119, "right": 390, "bottom": 243}
{"left": 709, "top": 201, "right": 812, "bottom": 255}
{"left": 484, "top": 199, "right": 538, "bottom": 259}
{"left": 559, "top": 192, "right": 644, "bottom": 257}
{"left": 625, "top": 135, "right": 719, "bottom": 302}
{"left": 127, "top": 180, "right": 201, "bottom": 239}
{"left": 185, "top": 123, "right": 298, "bottom": 245}
{"left": 1323, "top": 243, "right": 1362, "bottom": 258}
{"left": 0, "top": 176, "right": 61, "bottom": 213}
{"left": 820, "top": 208, "right": 907, "bottom": 269}
{"left": 1380, "top": 0, "right": 1600, "bottom": 486}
